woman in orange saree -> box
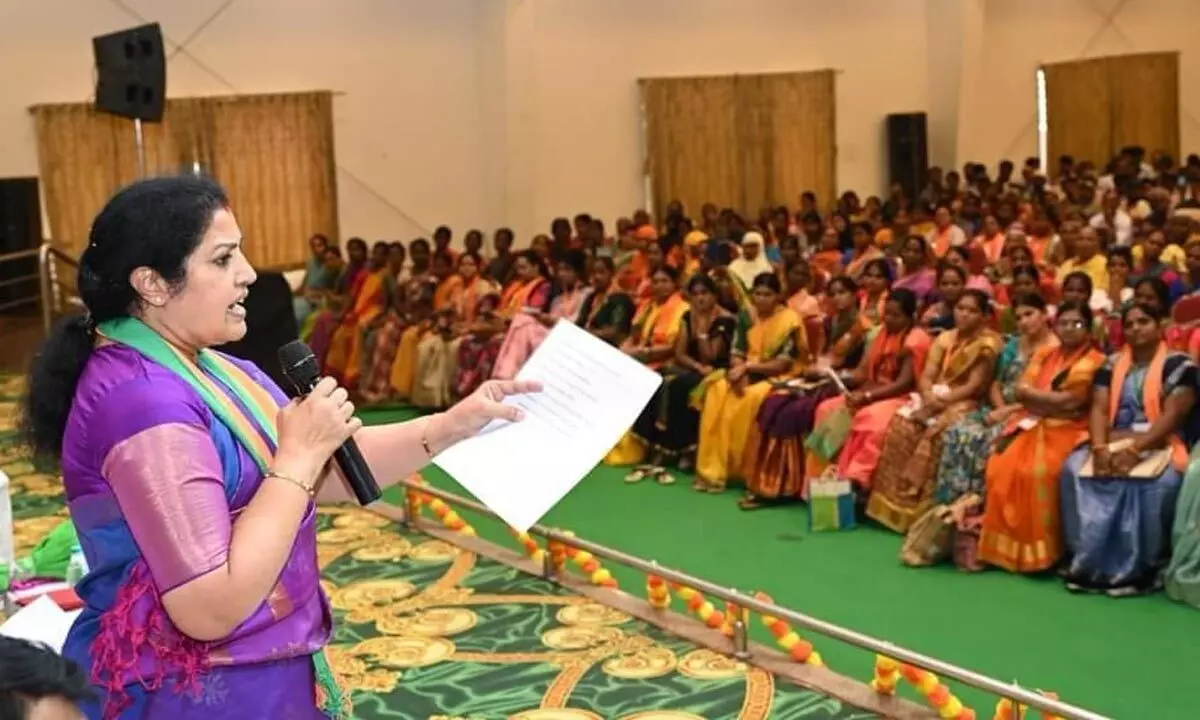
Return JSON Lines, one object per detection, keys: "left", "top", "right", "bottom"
{"left": 843, "top": 222, "right": 885, "bottom": 281}
{"left": 696, "top": 273, "right": 810, "bottom": 491}
{"left": 743, "top": 288, "right": 929, "bottom": 508}
{"left": 978, "top": 301, "right": 1105, "bottom": 573}
{"left": 411, "top": 252, "right": 498, "bottom": 408}
{"left": 323, "top": 242, "right": 392, "bottom": 388}
{"left": 866, "top": 290, "right": 1002, "bottom": 533}
{"left": 808, "top": 289, "right": 933, "bottom": 497}
{"left": 809, "top": 224, "right": 844, "bottom": 282}
{"left": 360, "top": 239, "right": 433, "bottom": 402}
{"left": 388, "top": 250, "right": 461, "bottom": 402}
{"left": 307, "top": 237, "right": 368, "bottom": 362}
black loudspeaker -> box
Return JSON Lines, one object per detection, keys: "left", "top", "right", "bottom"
{"left": 0, "top": 178, "right": 42, "bottom": 313}
{"left": 93, "top": 23, "right": 166, "bottom": 122}
{"left": 216, "top": 273, "right": 300, "bottom": 392}
{"left": 886, "top": 113, "right": 928, "bottom": 201}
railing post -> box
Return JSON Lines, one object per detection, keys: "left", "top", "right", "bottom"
{"left": 540, "top": 540, "right": 556, "bottom": 580}
{"left": 731, "top": 594, "right": 750, "bottom": 660}
{"left": 38, "top": 244, "right": 52, "bottom": 333}
{"left": 401, "top": 487, "right": 416, "bottom": 529}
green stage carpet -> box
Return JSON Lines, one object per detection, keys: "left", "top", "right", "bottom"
{"left": 0, "top": 378, "right": 874, "bottom": 719}
{"left": 363, "top": 405, "right": 1199, "bottom": 720}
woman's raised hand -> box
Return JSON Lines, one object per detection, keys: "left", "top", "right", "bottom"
{"left": 437, "top": 379, "right": 543, "bottom": 443}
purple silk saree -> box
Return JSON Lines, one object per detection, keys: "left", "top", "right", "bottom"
{"left": 61, "top": 341, "right": 335, "bottom": 719}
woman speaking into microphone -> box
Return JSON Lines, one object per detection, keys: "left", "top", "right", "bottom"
{"left": 20, "top": 176, "right": 537, "bottom": 719}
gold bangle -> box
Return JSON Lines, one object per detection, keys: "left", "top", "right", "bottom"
{"left": 265, "top": 471, "right": 315, "bottom": 499}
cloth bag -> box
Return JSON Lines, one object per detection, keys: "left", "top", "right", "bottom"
{"left": 808, "top": 471, "right": 856, "bottom": 532}
{"left": 805, "top": 404, "right": 852, "bottom": 461}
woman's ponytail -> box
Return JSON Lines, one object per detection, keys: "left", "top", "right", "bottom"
{"left": 20, "top": 314, "right": 96, "bottom": 461}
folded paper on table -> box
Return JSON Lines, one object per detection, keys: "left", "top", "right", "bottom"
{"left": 435, "top": 320, "right": 662, "bottom": 531}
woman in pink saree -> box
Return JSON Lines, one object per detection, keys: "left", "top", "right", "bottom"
{"left": 492, "top": 249, "right": 592, "bottom": 380}
{"left": 24, "top": 177, "right": 534, "bottom": 719}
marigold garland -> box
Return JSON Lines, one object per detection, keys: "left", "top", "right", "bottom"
{"left": 405, "top": 477, "right": 477, "bottom": 536}
{"left": 646, "top": 574, "right": 671, "bottom": 609}
{"left": 870, "top": 655, "right": 900, "bottom": 695}
{"left": 754, "top": 592, "right": 823, "bottom": 666}
{"left": 559, "top": 531, "right": 618, "bottom": 588}
{"left": 993, "top": 692, "right": 1063, "bottom": 720}
{"left": 897, "top": 662, "right": 975, "bottom": 720}
{"left": 672, "top": 583, "right": 732, "bottom": 635}
{"left": 512, "top": 530, "right": 546, "bottom": 565}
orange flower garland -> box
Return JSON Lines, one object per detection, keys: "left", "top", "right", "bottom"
{"left": 870, "top": 655, "right": 900, "bottom": 694}
{"left": 993, "top": 692, "right": 1062, "bottom": 720}
{"left": 559, "top": 531, "right": 618, "bottom": 588}
{"left": 646, "top": 574, "right": 671, "bottom": 609}
{"left": 513, "top": 530, "right": 546, "bottom": 565}
{"left": 406, "top": 476, "right": 477, "bottom": 536}
{"left": 754, "top": 592, "right": 823, "bottom": 666}
{"left": 672, "top": 584, "right": 731, "bottom": 635}
{"left": 897, "top": 663, "right": 974, "bottom": 720}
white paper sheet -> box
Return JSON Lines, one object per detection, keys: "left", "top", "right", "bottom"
{"left": 435, "top": 320, "right": 662, "bottom": 531}
{"left": 0, "top": 595, "right": 80, "bottom": 653}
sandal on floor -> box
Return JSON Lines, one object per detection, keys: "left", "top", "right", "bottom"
{"left": 654, "top": 468, "right": 675, "bottom": 486}
{"left": 738, "top": 495, "right": 764, "bottom": 510}
{"left": 624, "top": 465, "right": 654, "bottom": 484}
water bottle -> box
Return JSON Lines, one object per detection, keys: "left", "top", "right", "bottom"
{"left": 65, "top": 543, "right": 88, "bottom": 587}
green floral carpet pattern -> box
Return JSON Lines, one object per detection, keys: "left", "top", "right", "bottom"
{"left": 0, "top": 375, "right": 873, "bottom": 720}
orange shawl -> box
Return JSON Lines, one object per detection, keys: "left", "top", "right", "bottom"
{"left": 433, "top": 275, "right": 464, "bottom": 311}
{"left": 863, "top": 326, "right": 932, "bottom": 383}
{"left": 1108, "top": 342, "right": 1189, "bottom": 470}
{"left": 498, "top": 277, "right": 547, "bottom": 319}
{"left": 1001, "top": 342, "right": 1102, "bottom": 437}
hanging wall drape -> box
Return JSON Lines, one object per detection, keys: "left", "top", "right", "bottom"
{"left": 641, "top": 69, "right": 836, "bottom": 222}
{"left": 30, "top": 91, "right": 337, "bottom": 269}
{"left": 1044, "top": 52, "right": 1179, "bottom": 173}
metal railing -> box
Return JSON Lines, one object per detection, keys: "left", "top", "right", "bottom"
{"left": 0, "top": 243, "right": 81, "bottom": 329}
{"left": 0, "top": 248, "right": 42, "bottom": 313}
{"left": 38, "top": 243, "right": 81, "bottom": 332}
{"left": 398, "top": 478, "right": 1110, "bottom": 720}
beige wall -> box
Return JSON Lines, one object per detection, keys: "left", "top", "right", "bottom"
{"left": 0, "top": 0, "right": 1194, "bottom": 249}
{"left": 960, "top": 0, "right": 1200, "bottom": 168}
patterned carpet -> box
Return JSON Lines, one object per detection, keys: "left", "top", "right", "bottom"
{"left": 1, "top": 375, "right": 875, "bottom": 720}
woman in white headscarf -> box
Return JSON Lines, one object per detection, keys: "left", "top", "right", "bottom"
{"left": 729, "top": 231, "right": 775, "bottom": 290}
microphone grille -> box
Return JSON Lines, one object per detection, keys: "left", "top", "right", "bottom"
{"left": 278, "top": 340, "right": 319, "bottom": 384}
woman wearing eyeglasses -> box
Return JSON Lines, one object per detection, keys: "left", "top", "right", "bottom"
{"left": 928, "top": 293, "right": 1057, "bottom": 518}
{"left": 977, "top": 301, "right": 1106, "bottom": 573}
{"left": 1058, "top": 302, "right": 1197, "bottom": 596}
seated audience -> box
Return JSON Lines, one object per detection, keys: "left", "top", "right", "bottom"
{"left": 978, "top": 301, "right": 1106, "bottom": 573}
{"left": 931, "top": 292, "right": 1056, "bottom": 512}
{"left": 868, "top": 290, "right": 1001, "bottom": 532}
{"left": 292, "top": 233, "right": 336, "bottom": 328}
{"left": 627, "top": 273, "right": 737, "bottom": 484}
{"left": 920, "top": 264, "right": 968, "bottom": 332}
{"left": 411, "top": 252, "right": 497, "bottom": 408}
{"left": 323, "top": 241, "right": 394, "bottom": 388}
{"left": 892, "top": 235, "right": 936, "bottom": 304}
{"left": 493, "top": 249, "right": 592, "bottom": 380}
{"left": 360, "top": 239, "right": 434, "bottom": 402}
{"left": 1060, "top": 302, "right": 1197, "bottom": 596}
{"left": 579, "top": 256, "right": 636, "bottom": 345}
{"left": 306, "top": 237, "right": 368, "bottom": 360}
{"left": 696, "top": 273, "right": 810, "bottom": 491}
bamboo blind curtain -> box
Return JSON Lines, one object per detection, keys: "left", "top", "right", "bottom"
{"left": 1044, "top": 52, "right": 1179, "bottom": 172}
{"left": 29, "top": 91, "right": 337, "bottom": 269}
{"left": 641, "top": 70, "right": 835, "bottom": 222}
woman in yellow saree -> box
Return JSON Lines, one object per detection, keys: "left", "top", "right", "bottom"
{"left": 696, "top": 272, "right": 810, "bottom": 491}
{"left": 866, "top": 289, "right": 1002, "bottom": 533}
{"left": 978, "top": 301, "right": 1106, "bottom": 573}
{"left": 389, "top": 250, "right": 460, "bottom": 401}
{"left": 323, "top": 242, "right": 393, "bottom": 388}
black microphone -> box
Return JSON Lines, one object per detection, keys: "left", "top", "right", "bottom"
{"left": 278, "top": 340, "right": 381, "bottom": 505}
